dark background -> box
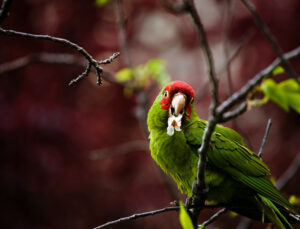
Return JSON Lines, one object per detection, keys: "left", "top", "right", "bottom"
{"left": 0, "top": 0, "right": 299, "bottom": 228}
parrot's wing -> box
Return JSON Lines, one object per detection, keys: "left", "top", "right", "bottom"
{"left": 185, "top": 120, "right": 298, "bottom": 214}
{"left": 185, "top": 120, "right": 269, "bottom": 176}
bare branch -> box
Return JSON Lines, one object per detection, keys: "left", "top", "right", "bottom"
{"left": 68, "top": 63, "right": 92, "bottom": 86}
{"left": 183, "top": 0, "right": 218, "bottom": 107}
{"left": 223, "top": 0, "right": 234, "bottom": 96}
{"left": 98, "top": 52, "right": 120, "bottom": 65}
{"left": 276, "top": 152, "right": 300, "bottom": 190}
{"left": 217, "top": 46, "right": 300, "bottom": 114}
{"left": 198, "top": 208, "right": 227, "bottom": 228}
{"left": 0, "top": 53, "right": 130, "bottom": 88}
{"left": 115, "top": 0, "right": 131, "bottom": 67}
{"left": 93, "top": 206, "right": 179, "bottom": 229}
{"left": 178, "top": 0, "right": 219, "bottom": 226}
{"left": 89, "top": 140, "right": 148, "bottom": 160}
{"left": 0, "top": 27, "right": 117, "bottom": 85}
{"left": 0, "top": 53, "right": 86, "bottom": 74}
{"left": 0, "top": 0, "right": 13, "bottom": 24}
{"left": 258, "top": 119, "right": 272, "bottom": 157}
{"left": 160, "top": 0, "right": 187, "bottom": 13}
{"left": 240, "top": 0, "right": 299, "bottom": 84}
{"left": 219, "top": 102, "right": 247, "bottom": 123}
{"left": 93, "top": 203, "right": 225, "bottom": 229}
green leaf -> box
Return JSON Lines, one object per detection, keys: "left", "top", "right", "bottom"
{"left": 116, "top": 68, "right": 134, "bottom": 82}
{"left": 229, "top": 211, "right": 238, "bottom": 218}
{"left": 179, "top": 201, "right": 194, "bottom": 229}
{"left": 95, "top": 0, "right": 112, "bottom": 7}
{"left": 278, "top": 79, "right": 300, "bottom": 113}
{"left": 272, "top": 66, "right": 285, "bottom": 76}
{"left": 278, "top": 78, "right": 300, "bottom": 92}
{"left": 146, "top": 59, "right": 171, "bottom": 87}
{"left": 260, "top": 79, "right": 289, "bottom": 111}
{"left": 289, "top": 195, "right": 300, "bottom": 205}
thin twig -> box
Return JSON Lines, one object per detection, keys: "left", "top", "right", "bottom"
{"left": 198, "top": 208, "right": 227, "bottom": 228}
{"left": 160, "top": 0, "right": 187, "bottom": 13}
{"left": 0, "top": 0, "right": 13, "bottom": 24}
{"left": 220, "top": 102, "right": 247, "bottom": 123}
{"left": 217, "top": 46, "right": 300, "bottom": 114}
{"left": 89, "top": 140, "right": 148, "bottom": 160}
{"left": 98, "top": 52, "right": 120, "bottom": 65}
{"left": 0, "top": 52, "right": 127, "bottom": 87}
{"left": 184, "top": 0, "right": 218, "bottom": 107}
{"left": 93, "top": 206, "right": 179, "bottom": 229}
{"left": 240, "top": 0, "right": 299, "bottom": 84}
{"left": 223, "top": 0, "right": 234, "bottom": 96}
{"left": 276, "top": 152, "right": 300, "bottom": 190}
{"left": 258, "top": 119, "right": 272, "bottom": 157}
{"left": 195, "top": 32, "right": 253, "bottom": 103}
{"left": 115, "top": 0, "right": 131, "bottom": 67}
{"left": 68, "top": 63, "right": 92, "bottom": 86}
{"left": 0, "top": 27, "right": 111, "bottom": 85}
{"left": 221, "top": 0, "right": 253, "bottom": 148}
{"left": 0, "top": 53, "right": 84, "bottom": 74}
{"left": 93, "top": 203, "right": 225, "bottom": 229}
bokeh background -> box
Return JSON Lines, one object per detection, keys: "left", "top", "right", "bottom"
{"left": 0, "top": 0, "right": 300, "bottom": 228}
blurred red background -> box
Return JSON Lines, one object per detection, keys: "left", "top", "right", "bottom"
{"left": 0, "top": 0, "right": 299, "bottom": 228}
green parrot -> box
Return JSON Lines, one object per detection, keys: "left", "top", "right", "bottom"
{"left": 147, "top": 81, "right": 299, "bottom": 228}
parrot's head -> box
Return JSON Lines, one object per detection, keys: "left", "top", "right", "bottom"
{"left": 159, "top": 81, "right": 195, "bottom": 136}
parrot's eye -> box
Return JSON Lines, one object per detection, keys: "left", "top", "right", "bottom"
{"left": 163, "top": 91, "right": 168, "bottom": 98}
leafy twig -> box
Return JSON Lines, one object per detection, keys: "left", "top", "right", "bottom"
{"left": 0, "top": 28, "right": 120, "bottom": 85}
{"left": 198, "top": 208, "right": 227, "bottom": 228}
{"left": 217, "top": 46, "right": 300, "bottom": 114}
{"left": 258, "top": 119, "right": 272, "bottom": 157}
{"left": 240, "top": 0, "right": 299, "bottom": 84}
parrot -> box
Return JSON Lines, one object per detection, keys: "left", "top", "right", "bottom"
{"left": 147, "top": 80, "right": 300, "bottom": 228}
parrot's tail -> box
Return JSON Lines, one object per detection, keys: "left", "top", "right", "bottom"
{"left": 258, "top": 194, "right": 293, "bottom": 229}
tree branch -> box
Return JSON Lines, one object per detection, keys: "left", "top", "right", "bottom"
{"left": 198, "top": 208, "right": 227, "bottom": 228}
{"left": 93, "top": 206, "right": 179, "bottom": 229}
{"left": 258, "top": 119, "right": 272, "bottom": 157}
{"left": 0, "top": 0, "right": 13, "bottom": 24}
{"left": 179, "top": 0, "right": 219, "bottom": 226}
{"left": 89, "top": 140, "right": 149, "bottom": 160}
{"left": 0, "top": 27, "right": 120, "bottom": 85}
{"left": 160, "top": 0, "right": 187, "bottom": 13}
{"left": 217, "top": 46, "right": 300, "bottom": 114}
{"left": 93, "top": 203, "right": 225, "bottom": 229}
{"left": 240, "top": 0, "right": 299, "bottom": 84}
{"left": 219, "top": 102, "right": 247, "bottom": 123}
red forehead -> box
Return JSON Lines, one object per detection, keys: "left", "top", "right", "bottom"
{"left": 164, "top": 81, "right": 195, "bottom": 98}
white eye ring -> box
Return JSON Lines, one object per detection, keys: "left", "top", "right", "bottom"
{"left": 163, "top": 91, "right": 168, "bottom": 98}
